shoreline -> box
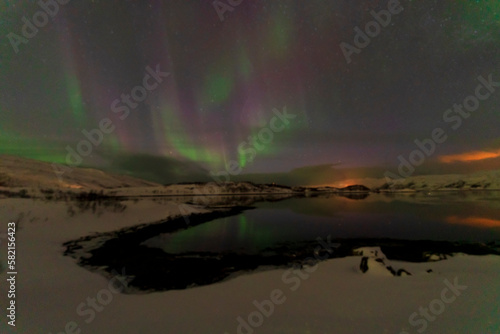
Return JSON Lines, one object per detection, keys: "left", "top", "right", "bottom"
{"left": 2, "top": 185, "right": 500, "bottom": 201}
{"left": 1, "top": 197, "right": 499, "bottom": 333}
{"left": 62, "top": 201, "right": 500, "bottom": 293}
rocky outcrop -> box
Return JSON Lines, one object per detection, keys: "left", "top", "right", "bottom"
{"left": 354, "top": 247, "right": 411, "bottom": 277}
{"left": 338, "top": 185, "right": 371, "bottom": 192}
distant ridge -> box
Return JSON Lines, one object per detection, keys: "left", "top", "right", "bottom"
{"left": 0, "top": 155, "right": 160, "bottom": 189}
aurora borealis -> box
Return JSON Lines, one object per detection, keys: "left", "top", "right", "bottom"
{"left": 1, "top": 0, "right": 499, "bottom": 183}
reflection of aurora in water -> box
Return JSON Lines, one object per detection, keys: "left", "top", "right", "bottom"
{"left": 143, "top": 213, "right": 275, "bottom": 253}
{"left": 64, "top": 193, "right": 500, "bottom": 293}
{"left": 144, "top": 192, "right": 500, "bottom": 254}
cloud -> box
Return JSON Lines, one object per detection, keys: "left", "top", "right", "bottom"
{"left": 106, "top": 153, "right": 211, "bottom": 184}
{"left": 439, "top": 149, "right": 500, "bottom": 163}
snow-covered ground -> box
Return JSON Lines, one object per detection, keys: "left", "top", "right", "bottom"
{"left": 0, "top": 198, "right": 498, "bottom": 334}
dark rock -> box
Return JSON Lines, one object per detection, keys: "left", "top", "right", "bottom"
{"left": 386, "top": 266, "right": 397, "bottom": 276}
{"left": 338, "top": 185, "right": 371, "bottom": 192}
{"left": 397, "top": 269, "right": 412, "bottom": 276}
{"left": 360, "top": 257, "right": 369, "bottom": 273}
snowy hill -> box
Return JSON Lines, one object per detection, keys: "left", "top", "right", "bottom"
{"left": 324, "top": 170, "right": 500, "bottom": 191}
{"left": 0, "top": 155, "right": 297, "bottom": 199}
{"left": 0, "top": 155, "right": 160, "bottom": 190}
{"left": 377, "top": 170, "right": 500, "bottom": 191}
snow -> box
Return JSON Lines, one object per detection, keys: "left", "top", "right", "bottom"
{"left": 0, "top": 198, "right": 499, "bottom": 334}
{"left": 0, "top": 154, "right": 160, "bottom": 190}
{"left": 324, "top": 170, "right": 500, "bottom": 191}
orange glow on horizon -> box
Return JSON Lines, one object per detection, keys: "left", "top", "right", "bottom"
{"left": 446, "top": 215, "right": 500, "bottom": 228}
{"left": 439, "top": 149, "right": 500, "bottom": 163}
{"left": 330, "top": 179, "right": 359, "bottom": 188}
{"left": 62, "top": 183, "right": 84, "bottom": 189}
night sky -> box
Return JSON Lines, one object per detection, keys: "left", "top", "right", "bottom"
{"left": 1, "top": 0, "right": 499, "bottom": 183}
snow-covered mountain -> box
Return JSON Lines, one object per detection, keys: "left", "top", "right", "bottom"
{"left": 0, "top": 155, "right": 160, "bottom": 189}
